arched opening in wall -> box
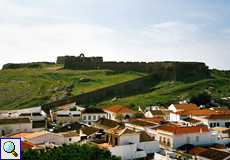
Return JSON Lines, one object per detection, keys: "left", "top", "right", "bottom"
{"left": 79, "top": 53, "right": 85, "bottom": 58}
{"left": 2, "top": 130, "right": 5, "bottom": 136}
{"left": 124, "top": 115, "right": 130, "bottom": 119}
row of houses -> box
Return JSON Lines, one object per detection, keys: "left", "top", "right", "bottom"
{"left": 2, "top": 102, "right": 230, "bottom": 159}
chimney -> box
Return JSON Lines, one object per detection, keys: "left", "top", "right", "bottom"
{"left": 200, "top": 128, "right": 202, "bottom": 133}
{"left": 80, "top": 130, "right": 83, "bottom": 135}
{"left": 132, "top": 127, "right": 135, "bottom": 132}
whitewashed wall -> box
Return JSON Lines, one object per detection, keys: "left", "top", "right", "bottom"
{"left": 28, "top": 133, "right": 64, "bottom": 145}
{"left": 119, "top": 134, "right": 139, "bottom": 145}
{"left": 64, "top": 136, "right": 80, "bottom": 144}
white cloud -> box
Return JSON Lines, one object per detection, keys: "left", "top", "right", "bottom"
{"left": 139, "top": 21, "right": 200, "bottom": 45}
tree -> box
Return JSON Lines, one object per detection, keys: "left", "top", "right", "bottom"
{"left": 21, "top": 143, "right": 121, "bottom": 160}
{"left": 114, "top": 113, "right": 124, "bottom": 121}
{"left": 133, "top": 111, "right": 145, "bottom": 118}
{"left": 190, "top": 92, "right": 211, "bottom": 107}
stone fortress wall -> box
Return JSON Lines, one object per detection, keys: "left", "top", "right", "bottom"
{"left": 56, "top": 53, "right": 210, "bottom": 81}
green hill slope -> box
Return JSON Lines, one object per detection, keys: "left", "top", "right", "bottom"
{"left": 0, "top": 65, "right": 146, "bottom": 109}
{"left": 0, "top": 64, "right": 229, "bottom": 110}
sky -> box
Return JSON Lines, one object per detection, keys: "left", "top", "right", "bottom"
{"left": 0, "top": 0, "right": 230, "bottom": 70}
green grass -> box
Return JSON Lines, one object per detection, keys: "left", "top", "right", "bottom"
{"left": 0, "top": 66, "right": 146, "bottom": 109}
{"left": 0, "top": 64, "right": 230, "bottom": 110}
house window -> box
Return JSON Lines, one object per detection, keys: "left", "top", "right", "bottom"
{"left": 159, "top": 136, "right": 162, "bottom": 144}
{"left": 69, "top": 138, "right": 71, "bottom": 141}
{"left": 196, "top": 136, "right": 199, "bottom": 142}
{"left": 2, "top": 130, "right": 5, "bottom": 136}
{"left": 167, "top": 138, "right": 171, "bottom": 147}
{"left": 217, "top": 123, "right": 219, "bottom": 126}
{"left": 163, "top": 137, "right": 166, "bottom": 145}
{"left": 115, "top": 137, "right": 118, "bottom": 146}
{"left": 214, "top": 123, "right": 216, "bottom": 127}
{"left": 83, "top": 116, "right": 86, "bottom": 120}
{"left": 88, "top": 122, "right": 91, "bottom": 125}
{"left": 98, "top": 116, "right": 101, "bottom": 119}
{"left": 210, "top": 123, "right": 212, "bottom": 127}
{"left": 225, "top": 122, "right": 230, "bottom": 128}
{"left": 186, "top": 137, "right": 190, "bottom": 144}
{"left": 88, "top": 116, "right": 91, "bottom": 120}
{"left": 93, "top": 116, "right": 96, "bottom": 120}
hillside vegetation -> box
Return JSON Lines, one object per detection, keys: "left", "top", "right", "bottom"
{"left": 0, "top": 63, "right": 229, "bottom": 110}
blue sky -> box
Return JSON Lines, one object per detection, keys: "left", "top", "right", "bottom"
{"left": 0, "top": 0, "right": 230, "bottom": 70}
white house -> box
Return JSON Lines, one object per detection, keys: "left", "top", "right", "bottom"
{"left": 138, "top": 106, "right": 167, "bottom": 113}
{"left": 81, "top": 108, "right": 107, "bottom": 125}
{"left": 199, "top": 114, "right": 230, "bottom": 128}
{"left": 156, "top": 123, "right": 213, "bottom": 150}
{"left": 99, "top": 125, "right": 159, "bottom": 160}
{"left": 102, "top": 105, "right": 137, "bottom": 120}
{"left": 170, "top": 109, "right": 220, "bottom": 122}
{"left": 23, "top": 131, "right": 64, "bottom": 146}
{"left": 168, "top": 104, "right": 199, "bottom": 112}
{"left": 63, "top": 132, "right": 81, "bottom": 144}
{"left": 145, "top": 110, "right": 172, "bottom": 121}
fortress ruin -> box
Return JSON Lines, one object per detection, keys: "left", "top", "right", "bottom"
{"left": 56, "top": 53, "right": 210, "bottom": 81}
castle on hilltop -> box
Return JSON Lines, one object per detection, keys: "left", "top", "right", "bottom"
{"left": 56, "top": 53, "right": 210, "bottom": 81}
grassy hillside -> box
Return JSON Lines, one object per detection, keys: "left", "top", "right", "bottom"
{"left": 0, "top": 65, "right": 146, "bottom": 109}
{"left": 0, "top": 64, "right": 229, "bottom": 110}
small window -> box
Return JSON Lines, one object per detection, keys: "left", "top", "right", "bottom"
{"left": 98, "top": 116, "right": 101, "bottom": 119}
{"left": 69, "top": 138, "right": 71, "bottom": 141}
{"left": 196, "top": 136, "right": 199, "bottom": 142}
{"left": 214, "top": 123, "right": 216, "bottom": 127}
{"left": 83, "top": 116, "right": 86, "bottom": 120}
{"left": 88, "top": 116, "right": 91, "bottom": 120}
{"left": 210, "top": 123, "right": 213, "bottom": 127}
{"left": 186, "top": 137, "right": 190, "bottom": 144}
{"left": 88, "top": 122, "right": 91, "bottom": 125}
{"left": 217, "top": 123, "right": 219, "bottom": 126}
{"left": 93, "top": 116, "right": 96, "bottom": 120}
{"left": 159, "top": 136, "right": 162, "bottom": 144}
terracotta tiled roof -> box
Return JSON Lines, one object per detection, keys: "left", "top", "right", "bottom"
{"left": 213, "top": 144, "right": 227, "bottom": 149}
{"left": 58, "top": 102, "right": 75, "bottom": 108}
{"left": 198, "top": 148, "right": 230, "bottom": 159}
{"left": 76, "top": 126, "right": 100, "bottom": 136}
{"left": 187, "top": 146, "right": 207, "bottom": 156}
{"left": 21, "top": 141, "right": 43, "bottom": 151}
{"left": 127, "top": 117, "right": 166, "bottom": 124}
{"left": 9, "top": 132, "right": 33, "bottom": 138}
{"left": 149, "top": 110, "right": 164, "bottom": 116}
{"left": 63, "top": 132, "right": 80, "bottom": 137}
{"left": 23, "top": 131, "right": 49, "bottom": 140}
{"left": 0, "top": 118, "right": 31, "bottom": 124}
{"left": 183, "top": 118, "right": 201, "bottom": 124}
{"left": 129, "top": 119, "right": 158, "bottom": 127}
{"left": 94, "top": 118, "right": 124, "bottom": 129}
{"left": 174, "top": 109, "right": 220, "bottom": 116}
{"left": 157, "top": 124, "right": 210, "bottom": 135}
{"left": 211, "top": 126, "right": 230, "bottom": 132}
{"left": 139, "top": 131, "right": 155, "bottom": 142}
{"left": 172, "top": 104, "right": 199, "bottom": 110}
{"left": 204, "top": 114, "right": 230, "bottom": 119}
{"left": 102, "top": 105, "right": 137, "bottom": 113}
{"left": 81, "top": 108, "right": 106, "bottom": 114}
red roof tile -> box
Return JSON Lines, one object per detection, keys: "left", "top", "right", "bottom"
{"left": 127, "top": 117, "right": 166, "bottom": 124}
{"left": 187, "top": 146, "right": 207, "bottom": 156}
{"left": 21, "top": 141, "right": 43, "bottom": 151}
{"left": 174, "top": 109, "right": 220, "bottom": 116}
{"left": 102, "top": 105, "right": 137, "bottom": 113}
{"left": 172, "top": 104, "right": 199, "bottom": 110}
{"left": 157, "top": 124, "right": 210, "bottom": 135}
{"left": 58, "top": 102, "right": 75, "bottom": 108}
{"left": 10, "top": 132, "right": 33, "bottom": 138}
{"left": 204, "top": 114, "right": 230, "bottom": 119}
